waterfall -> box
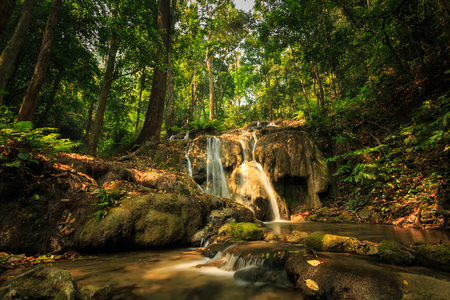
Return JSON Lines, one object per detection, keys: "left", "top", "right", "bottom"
{"left": 184, "top": 131, "right": 190, "bottom": 139}
{"left": 185, "top": 144, "right": 193, "bottom": 177}
{"left": 205, "top": 137, "right": 231, "bottom": 199}
{"left": 234, "top": 133, "right": 281, "bottom": 221}
{"left": 185, "top": 142, "right": 203, "bottom": 192}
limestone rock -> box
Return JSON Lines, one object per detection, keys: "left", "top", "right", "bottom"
{"left": 0, "top": 266, "right": 80, "bottom": 300}
{"left": 77, "top": 193, "right": 229, "bottom": 249}
{"left": 254, "top": 130, "right": 331, "bottom": 209}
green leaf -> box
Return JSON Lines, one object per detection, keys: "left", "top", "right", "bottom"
{"left": 18, "top": 153, "right": 30, "bottom": 160}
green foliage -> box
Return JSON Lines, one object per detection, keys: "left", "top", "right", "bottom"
{"left": 394, "top": 95, "right": 450, "bottom": 153}
{"left": 189, "top": 119, "right": 226, "bottom": 132}
{"left": 0, "top": 107, "right": 78, "bottom": 170}
{"left": 91, "top": 189, "right": 122, "bottom": 221}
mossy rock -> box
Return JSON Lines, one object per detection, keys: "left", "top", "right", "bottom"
{"left": 328, "top": 216, "right": 341, "bottom": 223}
{"left": 378, "top": 240, "right": 415, "bottom": 265}
{"left": 307, "top": 214, "right": 318, "bottom": 221}
{"left": 227, "top": 222, "right": 264, "bottom": 240}
{"left": 305, "top": 233, "right": 360, "bottom": 252}
{"left": 0, "top": 266, "right": 80, "bottom": 299}
{"left": 410, "top": 242, "right": 450, "bottom": 271}
{"left": 285, "top": 230, "right": 309, "bottom": 243}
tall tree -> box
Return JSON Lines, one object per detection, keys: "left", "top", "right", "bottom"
{"left": 85, "top": 32, "right": 120, "bottom": 156}
{"left": 135, "top": 0, "right": 171, "bottom": 144}
{"left": 205, "top": 0, "right": 227, "bottom": 120}
{"left": 17, "top": 0, "right": 62, "bottom": 121}
{"left": 0, "top": 0, "right": 16, "bottom": 43}
{"left": 164, "top": 0, "right": 178, "bottom": 138}
{"left": 0, "top": 0, "right": 35, "bottom": 106}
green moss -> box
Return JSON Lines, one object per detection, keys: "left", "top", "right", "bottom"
{"left": 410, "top": 243, "right": 450, "bottom": 271}
{"left": 228, "top": 222, "right": 263, "bottom": 240}
{"left": 328, "top": 216, "right": 341, "bottom": 223}
{"left": 304, "top": 233, "right": 325, "bottom": 250}
{"left": 305, "top": 233, "right": 360, "bottom": 252}
{"left": 378, "top": 240, "right": 415, "bottom": 265}
{"left": 308, "top": 214, "right": 318, "bottom": 221}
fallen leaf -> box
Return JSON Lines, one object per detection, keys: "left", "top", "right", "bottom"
{"left": 305, "top": 279, "right": 320, "bottom": 291}
{"left": 403, "top": 280, "right": 408, "bottom": 285}
{"left": 307, "top": 259, "right": 321, "bottom": 266}
{"left": 60, "top": 199, "right": 70, "bottom": 202}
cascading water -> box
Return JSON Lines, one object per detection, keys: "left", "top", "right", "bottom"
{"left": 205, "top": 137, "right": 231, "bottom": 199}
{"left": 234, "top": 133, "right": 281, "bottom": 221}
{"left": 182, "top": 129, "right": 281, "bottom": 220}
{"left": 185, "top": 143, "right": 193, "bottom": 177}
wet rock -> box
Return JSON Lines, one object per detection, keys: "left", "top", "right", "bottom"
{"left": 304, "top": 233, "right": 378, "bottom": 255}
{"left": 305, "top": 233, "right": 360, "bottom": 252}
{"left": 226, "top": 222, "right": 264, "bottom": 240}
{"left": 410, "top": 242, "right": 450, "bottom": 271}
{"left": 378, "top": 240, "right": 415, "bottom": 265}
{"left": 255, "top": 130, "right": 331, "bottom": 209}
{"left": 263, "top": 270, "right": 295, "bottom": 288}
{"left": 0, "top": 266, "right": 80, "bottom": 299}
{"left": 285, "top": 230, "right": 309, "bottom": 244}
{"left": 264, "top": 233, "right": 280, "bottom": 242}
{"left": 81, "top": 285, "right": 112, "bottom": 300}
{"left": 78, "top": 193, "right": 239, "bottom": 249}
{"left": 234, "top": 266, "right": 267, "bottom": 282}
{"left": 285, "top": 253, "right": 404, "bottom": 300}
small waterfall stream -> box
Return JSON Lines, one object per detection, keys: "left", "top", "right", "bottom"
{"left": 205, "top": 137, "right": 231, "bottom": 199}
{"left": 183, "top": 128, "right": 282, "bottom": 220}
{"left": 234, "top": 133, "right": 281, "bottom": 221}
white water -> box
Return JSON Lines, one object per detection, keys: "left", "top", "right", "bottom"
{"left": 234, "top": 133, "right": 281, "bottom": 221}
{"left": 205, "top": 137, "right": 231, "bottom": 199}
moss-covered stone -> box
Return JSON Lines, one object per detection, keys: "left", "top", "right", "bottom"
{"left": 307, "top": 214, "right": 318, "bottom": 221}
{"left": 328, "top": 216, "right": 341, "bottom": 223}
{"left": 0, "top": 266, "right": 80, "bottom": 299}
{"left": 305, "top": 233, "right": 360, "bottom": 252}
{"left": 285, "top": 230, "right": 309, "bottom": 243}
{"left": 410, "top": 242, "right": 450, "bottom": 271}
{"left": 77, "top": 193, "right": 232, "bottom": 250}
{"left": 227, "top": 222, "right": 264, "bottom": 240}
{"left": 378, "top": 240, "right": 415, "bottom": 265}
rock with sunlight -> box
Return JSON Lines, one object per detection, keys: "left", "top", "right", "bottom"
{"left": 182, "top": 120, "right": 332, "bottom": 220}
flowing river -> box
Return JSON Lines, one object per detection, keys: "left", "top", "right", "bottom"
{"left": 42, "top": 222, "right": 450, "bottom": 299}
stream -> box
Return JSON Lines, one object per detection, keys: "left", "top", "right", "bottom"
{"left": 44, "top": 222, "right": 450, "bottom": 300}
{"left": 49, "top": 248, "right": 301, "bottom": 300}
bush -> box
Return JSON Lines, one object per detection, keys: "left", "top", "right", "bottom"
{"left": 0, "top": 106, "right": 78, "bottom": 170}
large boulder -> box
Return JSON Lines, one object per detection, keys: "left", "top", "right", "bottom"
{"left": 78, "top": 193, "right": 253, "bottom": 250}
{"left": 255, "top": 130, "right": 331, "bottom": 209}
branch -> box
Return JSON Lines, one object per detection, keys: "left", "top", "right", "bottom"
{"left": 109, "top": 69, "right": 140, "bottom": 83}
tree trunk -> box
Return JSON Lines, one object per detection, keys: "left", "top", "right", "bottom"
{"left": 36, "top": 69, "right": 62, "bottom": 127}
{"left": 84, "top": 96, "right": 95, "bottom": 143}
{"left": 85, "top": 33, "right": 120, "bottom": 156}
{"left": 135, "top": 0, "right": 171, "bottom": 144}
{"left": 0, "top": 0, "right": 16, "bottom": 43}
{"left": 164, "top": 0, "right": 177, "bottom": 137}
{"left": 188, "top": 62, "right": 197, "bottom": 122}
{"left": 135, "top": 70, "right": 146, "bottom": 135}
{"left": 311, "top": 60, "right": 327, "bottom": 117}
{"left": 17, "top": 0, "right": 62, "bottom": 122}
{"left": 0, "top": 0, "right": 34, "bottom": 106}
{"left": 206, "top": 36, "right": 215, "bottom": 120}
